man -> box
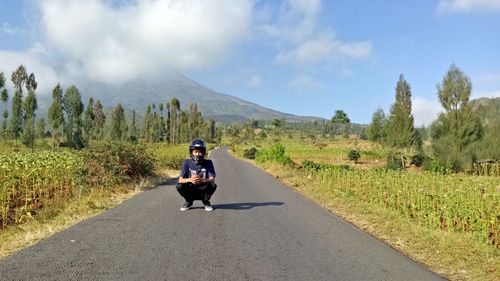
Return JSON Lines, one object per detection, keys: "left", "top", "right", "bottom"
{"left": 177, "top": 139, "right": 217, "bottom": 211}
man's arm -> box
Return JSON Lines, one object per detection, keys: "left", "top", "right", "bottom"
{"left": 178, "top": 160, "right": 200, "bottom": 184}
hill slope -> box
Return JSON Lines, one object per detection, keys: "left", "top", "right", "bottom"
{"left": 77, "top": 74, "right": 321, "bottom": 123}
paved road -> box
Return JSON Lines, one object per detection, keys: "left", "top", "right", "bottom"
{"left": 0, "top": 148, "right": 445, "bottom": 281}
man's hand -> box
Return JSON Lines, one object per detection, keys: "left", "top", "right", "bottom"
{"left": 191, "top": 175, "right": 203, "bottom": 185}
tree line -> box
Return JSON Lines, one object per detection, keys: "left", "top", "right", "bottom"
{"left": 0, "top": 65, "right": 221, "bottom": 149}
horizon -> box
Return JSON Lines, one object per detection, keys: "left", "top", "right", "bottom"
{"left": 1, "top": 0, "right": 499, "bottom": 126}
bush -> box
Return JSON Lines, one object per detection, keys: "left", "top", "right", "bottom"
{"left": 256, "top": 143, "right": 294, "bottom": 166}
{"left": 410, "top": 153, "right": 426, "bottom": 167}
{"left": 302, "top": 159, "right": 352, "bottom": 172}
{"left": 243, "top": 147, "right": 258, "bottom": 159}
{"left": 348, "top": 149, "right": 360, "bottom": 163}
{"left": 386, "top": 153, "right": 405, "bottom": 171}
{"left": 81, "top": 141, "right": 155, "bottom": 186}
{"left": 423, "top": 157, "right": 450, "bottom": 174}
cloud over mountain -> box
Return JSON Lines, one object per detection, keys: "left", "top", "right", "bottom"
{"left": 36, "top": 0, "right": 252, "bottom": 84}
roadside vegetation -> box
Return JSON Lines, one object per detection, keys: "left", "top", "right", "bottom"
{"left": 227, "top": 65, "right": 499, "bottom": 281}
{"left": 1, "top": 62, "right": 498, "bottom": 280}
{"left": 1, "top": 64, "right": 219, "bottom": 258}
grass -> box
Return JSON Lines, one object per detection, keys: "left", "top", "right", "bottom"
{"left": 0, "top": 170, "right": 177, "bottom": 260}
{"left": 0, "top": 140, "right": 190, "bottom": 260}
{"left": 232, "top": 138, "right": 500, "bottom": 281}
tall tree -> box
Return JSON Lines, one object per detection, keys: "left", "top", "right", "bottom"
{"left": 21, "top": 73, "right": 38, "bottom": 148}
{"left": 164, "top": 102, "right": 171, "bottom": 143}
{"left": 431, "top": 64, "right": 482, "bottom": 171}
{"left": 36, "top": 118, "right": 46, "bottom": 139}
{"left": 169, "top": 98, "right": 180, "bottom": 144}
{"left": 141, "top": 105, "right": 153, "bottom": 142}
{"left": 0, "top": 72, "right": 8, "bottom": 139}
{"left": 83, "top": 97, "right": 95, "bottom": 145}
{"left": 386, "top": 74, "right": 415, "bottom": 148}
{"left": 93, "top": 100, "right": 106, "bottom": 140}
{"left": 48, "top": 84, "right": 65, "bottom": 147}
{"left": 21, "top": 90, "right": 38, "bottom": 148}
{"left": 128, "top": 110, "right": 138, "bottom": 142}
{"left": 109, "top": 103, "right": 127, "bottom": 141}
{"left": 0, "top": 72, "right": 5, "bottom": 90}
{"left": 366, "top": 108, "right": 387, "bottom": 142}
{"left": 10, "top": 65, "right": 28, "bottom": 140}
{"left": 11, "top": 65, "right": 28, "bottom": 93}
{"left": 331, "top": 110, "right": 351, "bottom": 138}
{"left": 63, "top": 85, "right": 84, "bottom": 149}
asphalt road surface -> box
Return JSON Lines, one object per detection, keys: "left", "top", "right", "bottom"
{"left": 0, "top": 148, "right": 445, "bottom": 281}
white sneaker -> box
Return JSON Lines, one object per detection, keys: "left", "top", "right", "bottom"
{"left": 180, "top": 202, "right": 193, "bottom": 211}
{"left": 204, "top": 202, "right": 214, "bottom": 211}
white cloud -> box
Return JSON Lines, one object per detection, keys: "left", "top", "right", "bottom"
{"left": 36, "top": 0, "right": 253, "bottom": 84}
{"left": 0, "top": 51, "right": 59, "bottom": 97}
{"left": 1, "top": 22, "right": 20, "bottom": 35}
{"left": 260, "top": 0, "right": 321, "bottom": 43}
{"left": 288, "top": 75, "right": 324, "bottom": 92}
{"left": 412, "top": 97, "right": 443, "bottom": 127}
{"left": 246, "top": 75, "right": 262, "bottom": 88}
{"left": 259, "top": 0, "right": 371, "bottom": 66}
{"left": 436, "top": 0, "right": 500, "bottom": 14}
{"left": 275, "top": 32, "right": 371, "bottom": 65}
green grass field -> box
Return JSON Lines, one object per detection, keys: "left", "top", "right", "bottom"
{"left": 234, "top": 136, "right": 499, "bottom": 281}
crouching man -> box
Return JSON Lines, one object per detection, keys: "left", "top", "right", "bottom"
{"left": 177, "top": 139, "right": 217, "bottom": 211}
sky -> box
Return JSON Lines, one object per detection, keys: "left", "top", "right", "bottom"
{"left": 1, "top": 0, "right": 499, "bottom": 126}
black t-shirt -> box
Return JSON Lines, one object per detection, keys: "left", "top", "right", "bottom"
{"left": 179, "top": 158, "right": 216, "bottom": 180}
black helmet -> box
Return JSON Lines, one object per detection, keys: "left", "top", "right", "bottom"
{"left": 189, "top": 139, "right": 206, "bottom": 163}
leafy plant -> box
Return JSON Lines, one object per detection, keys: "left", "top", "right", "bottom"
{"left": 348, "top": 149, "right": 360, "bottom": 163}
{"left": 243, "top": 147, "right": 257, "bottom": 159}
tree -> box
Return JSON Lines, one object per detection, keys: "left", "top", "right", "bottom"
{"left": 386, "top": 74, "right": 414, "bottom": 148}
{"left": 63, "top": 85, "right": 84, "bottom": 149}
{"left": 141, "top": 105, "right": 153, "bottom": 142}
{"left": 9, "top": 65, "right": 28, "bottom": 141}
{"left": 331, "top": 110, "right": 351, "bottom": 138}
{"left": 109, "top": 103, "right": 127, "bottom": 141}
{"left": 36, "top": 118, "right": 47, "bottom": 139}
{"left": 128, "top": 110, "right": 138, "bottom": 142}
{"left": 169, "top": 98, "right": 180, "bottom": 144}
{"left": 0, "top": 72, "right": 5, "bottom": 89}
{"left": 11, "top": 65, "right": 28, "bottom": 92}
{"left": 438, "top": 64, "right": 472, "bottom": 112}
{"left": 83, "top": 97, "right": 95, "bottom": 145}
{"left": 164, "top": 102, "right": 171, "bottom": 143}
{"left": 48, "top": 84, "right": 64, "bottom": 146}
{"left": 93, "top": 100, "right": 106, "bottom": 140}
{"left": 0, "top": 72, "right": 8, "bottom": 139}
{"left": 21, "top": 90, "right": 38, "bottom": 148}
{"left": 366, "top": 108, "right": 387, "bottom": 142}
{"left": 431, "top": 65, "right": 482, "bottom": 171}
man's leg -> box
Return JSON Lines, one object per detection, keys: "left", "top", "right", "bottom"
{"left": 176, "top": 183, "right": 195, "bottom": 210}
{"left": 200, "top": 183, "right": 217, "bottom": 205}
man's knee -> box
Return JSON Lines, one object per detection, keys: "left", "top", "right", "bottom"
{"left": 176, "top": 182, "right": 191, "bottom": 190}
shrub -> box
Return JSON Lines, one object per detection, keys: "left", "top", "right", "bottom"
{"left": 423, "top": 157, "right": 450, "bottom": 174}
{"left": 386, "top": 153, "right": 405, "bottom": 171}
{"left": 301, "top": 159, "right": 352, "bottom": 172}
{"left": 348, "top": 149, "right": 361, "bottom": 163}
{"left": 410, "top": 153, "right": 426, "bottom": 167}
{"left": 81, "top": 141, "right": 155, "bottom": 186}
{"left": 243, "top": 147, "right": 257, "bottom": 159}
{"left": 256, "top": 143, "right": 294, "bottom": 166}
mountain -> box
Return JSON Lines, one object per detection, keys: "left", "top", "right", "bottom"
{"left": 75, "top": 73, "right": 322, "bottom": 123}
{"left": 470, "top": 96, "right": 500, "bottom": 124}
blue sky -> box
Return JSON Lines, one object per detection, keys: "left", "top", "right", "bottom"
{"left": 1, "top": 0, "right": 499, "bottom": 125}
